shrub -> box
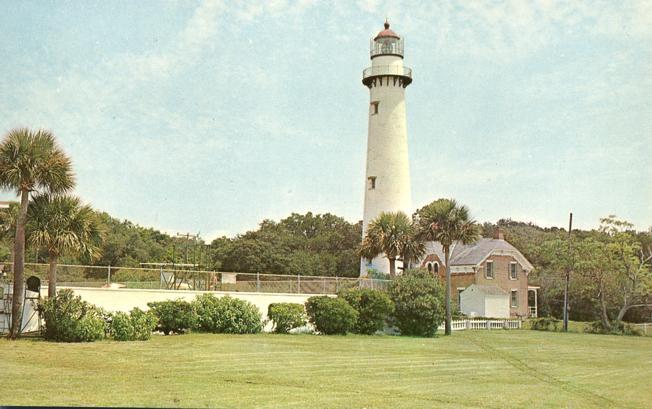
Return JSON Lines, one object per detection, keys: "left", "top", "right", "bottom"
{"left": 339, "top": 288, "right": 393, "bottom": 335}
{"left": 110, "top": 308, "right": 158, "bottom": 341}
{"left": 388, "top": 269, "right": 444, "bottom": 337}
{"left": 147, "top": 299, "right": 195, "bottom": 335}
{"left": 268, "top": 303, "right": 307, "bottom": 334}
{"left": 530, "top": 317, "right": 561, "bottom": 332}
{"left": 584, "top": 320, "right": 643, "bottom": 336}
{"left": 38, "top": 289, "right": 105, "bottom": 342}
{"left": 192, "top": 294, "right": 262, "bottom": 334}
{"left": 305, "top": 296, "right": 358, "bottom": 335}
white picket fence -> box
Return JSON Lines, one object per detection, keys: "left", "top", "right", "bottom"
{"left": 632, "top": 323, "right": 650, "bottom": 335}
{"left": 438, "top": 319, "right": 522, "bottom": 331}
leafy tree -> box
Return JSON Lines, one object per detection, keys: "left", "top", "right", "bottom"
{"left": 359, "top": 211, "right": 423, "bottom": 277}
{"left": 27, "top": 194, "right": 104, "bottom": 297}
{"left": 414, "top": 199, "right": 480, "bottom": 336}
{"left": 599, "top": 216, "right": 652, "bottom": 322}
{"left": 0, "top": 128, "right": 74, "bottom": 339}
{"left": 209, "top": 212, "right": 361, "bottom": 277}
{"left": 0, "top": 202, "right": 19, "bottom": 262}
{"left": 536, "top": 216, "right": 652, "bottom": 329}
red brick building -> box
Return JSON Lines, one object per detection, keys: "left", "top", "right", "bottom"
{"left": 419, "top": 229, "right": 538, "bottom": 318}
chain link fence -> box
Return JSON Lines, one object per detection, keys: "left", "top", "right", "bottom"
{"left": 0, "top": 263, "right": 389, "bottom": 295}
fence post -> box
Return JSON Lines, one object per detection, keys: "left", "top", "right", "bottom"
{"left": 107, "top": 265, "right": 111, "bottom": 286}
{"left": 466, "top": 320, "right": 470, "bottom": 330}
{"left": 335, "top": 276, "right": 339, "bottom": 293}
{"left": 159, "top": 266, "right": 163, "bottom": 289}
{"left": 256, "top": 272, "right": 260, "bottom": 293}
{"left": 297, "top": 274, "right": 301, "bottom": 294}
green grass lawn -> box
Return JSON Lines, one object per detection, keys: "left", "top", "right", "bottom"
{"left": 1, "top": 330, "right": 651, "bottom": 408}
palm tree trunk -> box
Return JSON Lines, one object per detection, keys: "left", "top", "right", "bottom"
{"left": 48, "top": 253, "right": 58, "bottom": 299}
{"left": 388, "top": 258, "right": 396, "bottom": 277}
{"left": 444, "top": 246, "right": 452, "bottom": 336}
{"left": 9, "top": 190, "right": 29, "bottom": 339}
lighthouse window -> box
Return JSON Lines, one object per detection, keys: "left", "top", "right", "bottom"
{"left": 370, "top": 101, "right": 379, "bottom": 115}
{"left": 367, "top": 176, "right": 376, "bottom": 190}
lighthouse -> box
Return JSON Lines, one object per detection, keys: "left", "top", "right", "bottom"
{"left": 360, "top": 21, "right": 413, "bottom": 276}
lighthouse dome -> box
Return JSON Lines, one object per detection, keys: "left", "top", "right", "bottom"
{"left": 374, "top": 21, "right": 400, "bottom": 40}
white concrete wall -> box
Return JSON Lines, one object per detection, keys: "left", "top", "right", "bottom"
{"left": 360, "top": 52, "right": 412, "bottom": 276}
{"left": 460, "top": 287, "right": 485, "bottom": 317}
{"left": 484, "top": 295, "right": 510, "bottom": 318}
{"left": 58, "top": 287, "right": 321, "bottom": 332}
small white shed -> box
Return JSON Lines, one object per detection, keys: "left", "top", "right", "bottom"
{"left": 460, "top": 284, "right": 510, "bottom": 318}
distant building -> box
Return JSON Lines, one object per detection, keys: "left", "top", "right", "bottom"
{"left": 419, "top": 229, "right": 538, "bottom": 318}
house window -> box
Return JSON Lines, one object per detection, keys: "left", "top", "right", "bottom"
{"left": 511, "top": 290, "right": 518, "bottom": 307}
{"left": 433, "top": 262, "right": 439, "bottom": 273}
{"left": 370, "top": 101, "right": 379, "bottom": 115}
{"left": 367, "top": 176, "right": 376, "bottom": 190}
{"left": 457, "top": 288, "right": 465, "bottom": 306}
{"left": 427, "top": 263, "right": 432, "bottom": 273}
{"left": 509, "top": 262, "right": 518, "bottom": 280}
{"left": 485, "top": 261, "right": 494, "bottom": 279}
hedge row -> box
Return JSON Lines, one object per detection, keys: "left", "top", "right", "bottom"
{"left": 39, "top": 270, "right": 446, "bottom": 342}
{"left": 39, "top": 290, "right": 263, "bottom": 342}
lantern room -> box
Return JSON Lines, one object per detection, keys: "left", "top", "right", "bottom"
{"left": 370, "top": 20, "right": 404, "bottom": 58}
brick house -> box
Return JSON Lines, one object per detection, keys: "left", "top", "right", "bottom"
{"left": 419, "top": 229, "right": 538, "bottom": 318}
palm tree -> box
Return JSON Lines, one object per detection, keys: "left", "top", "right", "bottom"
{"left": 360, "top": 211, "right": 424, "bottom": 277}
{"left": 0, "top": 128, "right": 74, "bottom": 339}
{"left": 415, "top": 199, "right": 480, "bottom": 335}
{"left": 28, "top": 194, "right": 103, "bottom": 298}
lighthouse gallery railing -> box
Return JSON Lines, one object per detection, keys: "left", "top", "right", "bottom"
{"left": 363, "top": 65, "right": 412, "bottom": 80}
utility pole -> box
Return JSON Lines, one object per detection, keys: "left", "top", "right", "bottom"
{"left": 176, "top": 232, "right": 200, "bottom": 266}
{"left": 176, "top": 232, "right": 198, "bottom": 264}
{"left": 563, "top": 212, "right": 573, "bottom": 332}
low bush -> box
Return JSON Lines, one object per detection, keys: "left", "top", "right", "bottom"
{"left": 267, "top": 303, "right": 307, "bottom": 334}
{"left": 147, "top": 299, "right": 195, "bottom": 335}
{"left": 110, "top": 308, "right": 158, "bottom": 341}
{"left": 388, "top": 269, "right": 444, "bottom": 337}
{"left": 339, "top": 288, "right": 393, "bottom": 335}
{"left": 305, "top": 296, "right": 358, "bottom": 335}
{"left": 192, "top": 294, "right": 262, "bottom": 334}
{"left": 584, "top": 320, "right": 643, "bottom": 336}
{"left": 530, "top": 317, "right": 561, "bottom": 332}
{"left": 38, "top": 289, "right": 105, "bottom": 342}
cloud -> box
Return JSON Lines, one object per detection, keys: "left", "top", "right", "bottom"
{"left": 351, "top": 0, "right": 652, "bottom": 61}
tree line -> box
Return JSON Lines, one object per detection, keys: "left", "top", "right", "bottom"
{"left": 1, "top": 127, "right": 650, "bottom": 339}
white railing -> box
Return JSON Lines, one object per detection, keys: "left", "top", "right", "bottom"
{"left": 438, "top": 319, "right": 522, "bottom": 331}
{"left": 363, "top": 65, "right": 413, "bottom": 80}
{"left": 632, "top": 323, "right": 650, "bottom": 335}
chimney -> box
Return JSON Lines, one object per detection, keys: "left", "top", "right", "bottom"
{"left": 494, "top": 228, "right": 505, "bottom": 240}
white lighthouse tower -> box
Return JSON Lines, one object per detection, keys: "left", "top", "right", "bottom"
{"left": 360, "top": 21, "right": 413, "bottom": 276}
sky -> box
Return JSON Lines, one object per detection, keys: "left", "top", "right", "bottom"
{"left": 1, "top": 0, "right": 651, "bottom": 240}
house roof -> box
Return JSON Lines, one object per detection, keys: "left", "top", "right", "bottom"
{"left": 423, "top": 238, "right": 534, "bottom": 271}
{"left": 464, "top": 284, "right": 508, "bottom": 296}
